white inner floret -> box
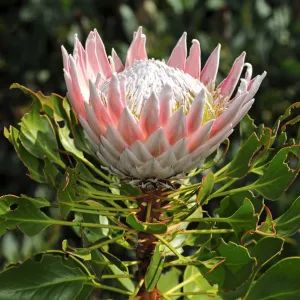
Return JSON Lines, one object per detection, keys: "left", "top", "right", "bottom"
{"left": 100, "top": 59, "right": 204, "bottom": 116}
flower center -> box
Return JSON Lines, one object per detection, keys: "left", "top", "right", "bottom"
{"left": 100, "top": 59, "right": 203, "bottom": 117}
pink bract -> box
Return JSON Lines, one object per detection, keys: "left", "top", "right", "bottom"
{"left": 62, "top": 27, "right": 266, "bottom": 181}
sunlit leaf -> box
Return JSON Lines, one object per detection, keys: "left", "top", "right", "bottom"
{"left": 157, "top": 268, "right": 181, "bottom": 299}
{"left": 4, "top": 126, "right": 46, "bottom": 183}
{"left": 19, "top": 99, "right": 64, "bottom": 168}
{"left": 183, "top": 266, "right": 220, "bottom": 300}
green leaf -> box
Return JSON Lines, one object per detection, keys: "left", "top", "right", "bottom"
{"left": 250, "top": 145, "right": 300, "bottom": 200}
{"left": 4, "top": 126, "right": 46, "bottom": 183}
{"left": 76, "top": 161, "right": 105, "bottom": 186}
{"left": 10, "top": 84, "right": 68, "bottom": 122}
{"left": 246, "top": 257, "right": 300, "bottom": 300}
{"left": 58, "top": 170, "right": 87, "bottom": 218}
{"left": 199, "top": 240, "right": 256, "bottom": 291}
{"left": 249, "top": 236, "right": 284, "bottom": 268}
{"left": 19, "top": 195, "right": 51, "bottom": 208}
{"left": 120, "top": 183, "right": 141, "bottom": 196}
{"left": 186, "top": 221, "right": 214, "bottom": 247}
{"left": 240, "top": 114, "right": 257, "bottom": 142}
{"left": 225, "top": 129, "right": 271, "bottom": 179}
{"left": 219, "top": 239, "right": 283, "bottom": 299}
{"left": 89, "top": 249, "right": 134, "bottom": 292}
{"left": 157, "top": 268, "right": 181, "bottom": 299}
{"left": 0, "top": 254, "right": 93, "bottom": 300}
{"left": 226, "top": 199, "right": 258, "bottom": 239}
{"left": 145, "top": 246, "right": 165, "bottom": 292}
{"left": 0, "top": 195, "right": 52, "bottom": 236}
{"left": 43, "top": 157, "right": 62, "bottom": 188}
{"left": 19, "top": 99, "right": 64, "bottom": 168}
{"left": 74, "top": 285, "right": 93, "bottom": 300}
{"left": 197, "top": 171, "right": 214, "bottom": 205}
{"left": 183, "top": 266, "right": 220, "bottom": 300}
{"left": 62, "top": 240, "right": 91, "bottom": 261}
{"left": 216, "top": 193, "right": 259, "bottom": 239}
{"left": 273, "top": 102, "right": 300, "bottom": 137}
{"left": 126, "top": 213, "right": 167, "bottom": 234}
{"left": 57, "top": 119, "right": 88, "bottom": 161}
{"left": 100, "top": 250, "right": 128, "bottom": 273}
{"left": 256, "top": 206, "right": 276, "bottom": 235}
{"left": 274, "top": 196, "right": 300, "bottom": 236}
{"left": 81, "top": 214, "right": 110, "bottom": 240}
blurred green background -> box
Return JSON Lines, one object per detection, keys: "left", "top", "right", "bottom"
{"left": 0, "top": 0, "right": 299, "bottom": 281}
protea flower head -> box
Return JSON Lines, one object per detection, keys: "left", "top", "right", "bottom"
{"left": 62, "top": 27, "right": 266, "bottom": 182}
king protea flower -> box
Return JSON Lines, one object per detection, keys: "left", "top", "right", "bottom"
{"left": 62, "top": 27, "right": 266, "bottom": 181}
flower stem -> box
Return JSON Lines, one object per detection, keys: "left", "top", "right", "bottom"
{"left": 53, "top": 219, "right": 129, "bottom": 231}
{"left": 208, "top": 185, "right": 252, "bottom": 200}
{"left": 135, "top": 190, "right": 163, "bottom": 300}
{"left": 179, "top": 229, "right": 234, "bottom": 234}
{"left": 88, "top": 234, "right": 126, "bottom": 251}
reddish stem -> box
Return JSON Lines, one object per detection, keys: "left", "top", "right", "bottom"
{"left": 135, "top": 190, "right": 162, "bottom": 300}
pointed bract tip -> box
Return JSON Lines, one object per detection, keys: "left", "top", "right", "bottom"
{"left": 137, "top": 26, "right": 143, "bottom": 36}
{"left": 261, "top": 71, "right": 267, "bottom": 77}
{"left": 238, "top": 51, "right": 246, "bottom": 61}
{"left": 179, "top": 32, "right": 187, "bottom": 42}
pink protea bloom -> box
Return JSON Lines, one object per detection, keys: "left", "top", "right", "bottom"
{"left": 62, "top": 27, "right": 266, "bottom": 181}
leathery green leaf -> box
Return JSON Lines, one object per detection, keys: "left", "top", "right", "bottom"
{"left": 157, "top": 268, "right": 181, "bottom": 299}
{"left": 216, "top": 192, "right": 259, "bottom": 239}
{"left": 197, "top": 171, "right": 214, "bottom": 205}
{"left": 249, "top": 236, "right": 284, "bottom": 269}
{"left": 250, "top": 145, "right": 300, "bottom": 200}
{"left": 58, "top": 170, "right": 87, "bottom": 218}
{"left": 225, "top": 129, "right": 271, "bottom": 179}
{"left": 274, "top": 195, "right": 300, "bottom": 236}
{"left": 126, "top": 214, "right": 167, "bottom": 234}
{"left": 199, "top": 239, "right": 256, "bottom": 291}
{"left": 225, "top": 198, "right": 258, "bottom": 239}
{"left": 145, "top": 246, "right": 165, "bottom": 292}
{"left": 0, "top": 254, "right": 94, "bottom": 300}
{"left": 0, "top": 195, "right": 52, "bottom": 236}
{"left": 246, "top": 257, "right": 300, "bottom": 300}
{"left": 183, "top": 266, "right": 221, "bottom": 300}
{"left": 4, "top": 126, "right": 46, "bottom": 183}
{"left": 100, "top": 250, "right": 128, "bottom": 273}
{"left": 19, "top": 99, "right": 64, "bottom": 168}
{"left": 10, "top": 83, "right": 68, "bottom": 122}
